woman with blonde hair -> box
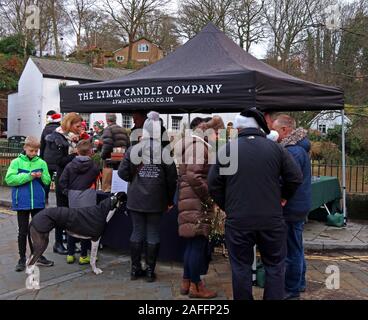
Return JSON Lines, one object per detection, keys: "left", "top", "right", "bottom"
{"left": 43, "top": 112, "right": 83, "bottom": 255}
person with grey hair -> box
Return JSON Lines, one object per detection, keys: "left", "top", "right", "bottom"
{"left": 118, "top": 111, "right": 178, "bottom": 283}
{"left": 101, "top": 113, "right": 130, "bottom": 162}
{"left": 272, "top": 114, "right": 312, "bottom": 300}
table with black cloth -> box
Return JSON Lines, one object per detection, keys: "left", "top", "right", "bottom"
{"left": 310, "top": 176, "right": 342, "bottom": 214}
{"left": 100, "top": 176, "right": 342, "bottom": 263}
{"left": 99, "top": 192, "right": 186, "bottom": 262}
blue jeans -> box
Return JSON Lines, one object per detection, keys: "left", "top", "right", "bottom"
{"left": 285, "top": 220, "right": 306, "bottom": 294}
{"left": 183, "top": 236, "right": 208, "bottom": 284}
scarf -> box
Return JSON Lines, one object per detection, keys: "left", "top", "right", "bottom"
{"left": 280, "top": 127, "right": 308, "bottom": 147}
{"left": 56, "top": 127, "right": 79, "bottom": 154}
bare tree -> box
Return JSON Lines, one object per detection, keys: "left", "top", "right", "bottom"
{"left": 34, "top": 0, "right": 53, "bottom": 57}
{"left": 102, "top": 0, "right": 170, "bottom": 63}
{"left": 0, "top": 0, "right": 37, "bottom": 59}
{"left": 137, "top": 10, "right": 181, "bottom": 55}
{"left": 65, "top": 0, "right": 95, "bottom": 52}
{"left": 230, "top": 0, "right": 266, "bottom": 51}
{"left": 263, "top": 0, "right": 321, "bottom": 71}
{"left": 82, "top": 12, "right": 123, "bottom": 51}
{"left": 177, "top": 0, "right": 233, "bottom": 39}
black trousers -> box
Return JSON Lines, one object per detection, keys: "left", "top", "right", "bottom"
{"left": 17, "top": 209, "right": 42, "bottom": 258}
{"left": 225, "top": 224, "right": 287, "bottom": 300}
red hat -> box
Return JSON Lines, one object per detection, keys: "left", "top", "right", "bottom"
{"left": 48, "top": 113, "right": 62, "bottom": 123}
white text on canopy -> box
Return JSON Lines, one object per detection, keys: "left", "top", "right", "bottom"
{"left": 77, "top": 84, "right": 223, "bottom": 101}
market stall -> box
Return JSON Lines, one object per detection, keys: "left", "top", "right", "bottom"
{"left": 60, "top": 23, "right": 345, "bottom": 260}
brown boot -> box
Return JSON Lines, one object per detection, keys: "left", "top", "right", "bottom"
{"left": 189, "top": 281, "right": 217, "bottom": 299}
{"left": 180, "top": 279, "right": 190, "bottom": 295}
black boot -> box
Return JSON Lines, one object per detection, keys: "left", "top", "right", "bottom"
{"left": 145, "top": 243, "right": 160, "bottom": 283}
{"left": 53, "top": 242, "right": 68, "bottom": 255}
{"left": 130, "top": 241, "right": 145, "bottom": 280}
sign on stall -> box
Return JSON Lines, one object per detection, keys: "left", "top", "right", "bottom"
{"left": 111, "top": 170, "right": 128, "bottom": 193}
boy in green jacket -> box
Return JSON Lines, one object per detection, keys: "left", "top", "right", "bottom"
{"left": 5, "top": 136, "right": 54, "bottom": 272}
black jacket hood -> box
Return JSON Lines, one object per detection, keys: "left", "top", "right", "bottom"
{"left": 70, "top": 156, "right": 94, "bottom": 174}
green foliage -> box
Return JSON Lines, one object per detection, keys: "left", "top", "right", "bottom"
{"left": 0, "top": 54, "right": 24, "bottom": 90}
{"left": 0, "top": 34, "right": 35, "bottom": 57}
{"left": 322, "top": 121, "right": 368, "bottom": 163}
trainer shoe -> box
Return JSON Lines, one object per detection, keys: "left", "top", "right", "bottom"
{"left": 37, "top": 256, "right": 54, "bottom": 267}
{"left": 67, "top": 255, "right": 76, "bottom": 264}
{"left": 79, "top": 256, "right": 91, "bottom": 265}
{"left": 15, "top": 257, "right": 26, "bottom": 272}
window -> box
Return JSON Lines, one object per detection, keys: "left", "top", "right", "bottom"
{"left": 122, "top": 114, "right": 132, "bottom": 129}
{"left": 318, "top": 124, "right": 327, "bottom": 134}
{"left": 138, "top": 43, "right": 149, "bottom": 52}
{"left": 171, "top": 116, "right": 182, "bottom": 131}
{"left": 116, "top": 55, "right": 125, "bottom": 62}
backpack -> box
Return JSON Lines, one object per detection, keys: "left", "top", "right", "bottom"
{"left": 43, "top": 131, "right": 69, "bottom": 171}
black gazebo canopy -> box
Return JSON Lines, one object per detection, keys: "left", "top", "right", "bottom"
{"left": 60, "top": 23, "right": 344, "bottom": 114}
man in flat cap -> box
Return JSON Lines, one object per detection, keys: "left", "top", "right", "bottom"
{"left": 208, "top": 107, "right": 303, "bottom": 300}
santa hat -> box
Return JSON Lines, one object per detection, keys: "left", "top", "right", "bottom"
{"left": 48, "top": 113, "right": 62, "bottom": 123}
{"left": 234, "top": 107, "right": 270, "bottom": 135}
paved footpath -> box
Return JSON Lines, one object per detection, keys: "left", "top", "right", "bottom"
{"left": 1, "top": 209, "right": 368, "bottom": 300}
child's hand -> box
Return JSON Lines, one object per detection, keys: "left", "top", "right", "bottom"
{"left": 31, "top": 172, "right": 42, "bottom": 179}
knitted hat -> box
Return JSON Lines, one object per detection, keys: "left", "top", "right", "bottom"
{"left": 143, "top": 111, "right": 161, "bottom": 139}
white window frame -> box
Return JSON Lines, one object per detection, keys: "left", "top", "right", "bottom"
{"left": 171, "top": 116, "right": 182, "bottom": 131}
{"left": 138, "top": 43, "right": 149, "bottom": 53}
{"left": 122, "top": 114, "right": 132, "bottom": 129}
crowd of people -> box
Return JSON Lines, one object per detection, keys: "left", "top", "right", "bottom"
{"left": 5, "top": 107, "right": 312, "bottom": 300}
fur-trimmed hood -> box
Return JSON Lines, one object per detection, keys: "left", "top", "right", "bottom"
{"left": 197, "top": 116, "right": 225, "bottom": 132}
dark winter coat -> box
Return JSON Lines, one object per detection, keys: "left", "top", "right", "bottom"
{"left": 40, "top": 123, "right": 60, "bottom": 159}
{"left": 118, "top": 138, "right": 177, "bottom": 213}
{"left": 177, "top": 135, "right": 214, "bottom": 238}
{"left": 101, "top": 124, "right": 130, "bottom": 160}
{"left": 43, "top": 130, "right": 76, "bottom": 175}
{"left": 281, "top": 129, "right": 312, "bottom": 222}
{"left": 58, "top": 156, "right": 100, "bottom": 208}
{"left": 30, "top": 197, "right": 113, "bottom": 241}
{"left": 208, "top": 128, "right": 303, "bottom": 231}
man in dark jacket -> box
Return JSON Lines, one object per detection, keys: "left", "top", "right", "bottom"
{"left": 101, "top": 113, "right": 130, "bottom": 161}
{"left": 40, "top": 111, "right": 61, "bottom": 159}
{"left": 272, "top": 114, "right": 312, "bottom": 300}
{"left": 208, "top": 108, "right": 303, "bottom": 300}
{"left": 39, "top": 111, "right": 61, "bottom": 204}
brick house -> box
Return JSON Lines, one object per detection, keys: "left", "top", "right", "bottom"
{"left": 113, "top": 38, "right": 164, "bottom": 65}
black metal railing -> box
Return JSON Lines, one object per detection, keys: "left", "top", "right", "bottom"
{"left": 311, "top": 160, "right": 368, "bottom": 193}
{"left": 0, "top": 141, "right": 24, "bottom": 166}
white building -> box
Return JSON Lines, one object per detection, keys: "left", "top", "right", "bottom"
{"left": 309, "top": 111, "right": 351, "bottom": 134}
{"left": 8, "top": 57, "right": 131, "bottom": 138}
